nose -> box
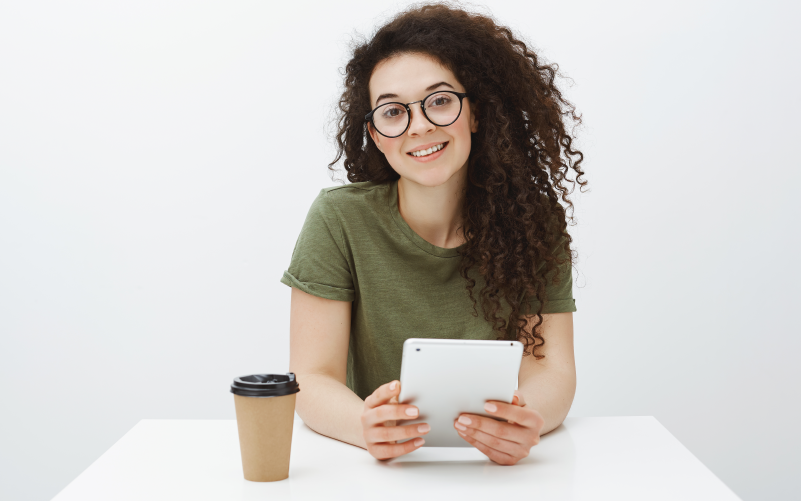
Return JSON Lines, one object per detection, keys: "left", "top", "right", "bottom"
{"left": 407, "top": 102, "right": 435, "bottom": 136}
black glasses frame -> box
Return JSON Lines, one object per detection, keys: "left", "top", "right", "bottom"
{"left": 364, "top": 90, "right": 469, "bottom": 138}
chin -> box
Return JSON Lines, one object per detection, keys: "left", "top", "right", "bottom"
{"left": 398, "top": 163, "right": 466, "bottom": 188}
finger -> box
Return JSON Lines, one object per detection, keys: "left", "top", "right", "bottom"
{"left": 507, "top": 394, "right": 520, "bottom": 425}
{"left": 363, "top": 380, "right": 400, "bottom": 409}
{"left": 370, "top": 437, "right": 425, "bottom": 460}
{"left": 483, "top": 401, "right": 542, "bottom": 431}
{"left": 456, "top": 421, "right": 531, "bottom": 458}
{"left": 456, "top": 413, "right": 532, "bottom": 445}
{"left": 456, "top": 429, "right": 519, "bottom": 466}
{"left": 363, "top": 402, "right": 420, "bottom": 428}
{"left": 513, "top": 391, "right": 527, "bottom": 407}
{"left": 364, "top": 422, "right": 430, "bottom": 444}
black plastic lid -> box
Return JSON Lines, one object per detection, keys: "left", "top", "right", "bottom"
{"left": 230, "top": 373, "right": 300, "bottom": 397}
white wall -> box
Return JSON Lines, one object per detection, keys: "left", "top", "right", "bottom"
{"left": 1, "top": 1, "right": 798, "bottom": 500}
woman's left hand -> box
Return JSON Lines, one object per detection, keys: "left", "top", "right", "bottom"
{"left": 453, "top": 390, "right": 544, "bottom": 465}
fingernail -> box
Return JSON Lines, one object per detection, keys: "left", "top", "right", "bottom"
{"left": 458, "top": 431, "right": 466, "bottom": 437}
{"left": 458, "top": 415, "right": 471, "bottom": 425}
{"left": 418, "top": 424, "right": 430, "bottom": 433}
{"left": 406, "top": 407, "right": 418, "bottom": 417}
{"left": 390, "top": 381, "right": 396, "bottom": 391}
{"left": 454, "top": 422, "right": 466, "bottom": 431}
{"left": 485, "top": 402, "right": 497, "bottom": 413}
{"left": 414, "top": 438, "right": 425, "bottom": 447}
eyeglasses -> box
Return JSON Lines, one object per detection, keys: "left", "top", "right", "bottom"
{"left": 364, "top": 90, "right": 469, "bottom": 138}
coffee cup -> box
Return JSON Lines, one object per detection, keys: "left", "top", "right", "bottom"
{"left": 230, "top": 373, "right": 300, "bottom": 482}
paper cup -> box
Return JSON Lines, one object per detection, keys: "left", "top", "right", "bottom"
{"left": 231, "top": 373, "right": 300, "bottom": 482}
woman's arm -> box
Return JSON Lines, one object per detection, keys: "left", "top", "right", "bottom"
{"left": 516, "top": 311, "right": 576, "bottom": 435}
{"left": 288, "top": 287, "right": 367, "bottom": 448}
{"left": 288, "top": 287, "right": 429, "bottom": 457}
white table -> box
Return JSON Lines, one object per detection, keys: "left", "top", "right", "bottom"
{"left": 52, "top": 417, "right": 740, "bottom": 500}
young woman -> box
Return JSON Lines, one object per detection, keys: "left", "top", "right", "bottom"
{"left": 282, "top": 3, "right": 587, "bottom": 465}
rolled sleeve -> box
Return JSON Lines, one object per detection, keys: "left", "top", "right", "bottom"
{"left": 280, "top": 270, "right": 355, "bottom": 302}
{"left": 280, "top": 189, "right": 355, "bottom": 302}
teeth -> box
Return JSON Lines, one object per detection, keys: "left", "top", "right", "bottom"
{"left": 411, "top": 142, "right": 445, "bottom": 157}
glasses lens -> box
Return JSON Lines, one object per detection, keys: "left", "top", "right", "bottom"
{"left": 424, "top": 92, "right": 461, "bottom": 126}
{"left": 373, "top": 103, "right": 408, "bottom": 137}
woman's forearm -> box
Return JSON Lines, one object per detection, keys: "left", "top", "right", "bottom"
{"left": 517, "top": 367, "right": 576, "bottom": 435}
{"left": 294, "top": 373, "right": 368, "bottom": 449}
{"left": 515, "top": 312, "right": 576, "bottom": 435}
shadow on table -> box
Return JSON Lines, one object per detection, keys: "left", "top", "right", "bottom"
{"left": 386, "top": 422, "right": 572, "bottom": 464}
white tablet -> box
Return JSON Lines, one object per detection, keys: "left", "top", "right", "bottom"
{"left": 397, "top": 338, "right": 524, "bottom": 447}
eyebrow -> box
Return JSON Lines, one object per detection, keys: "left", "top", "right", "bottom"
{"left": 375, "top": 81, "right": 456, "bottom": 107}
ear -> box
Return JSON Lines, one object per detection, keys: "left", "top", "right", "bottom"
{"left": 469, "top": 106, "right": 479, "bottom": 134}
{"left": 368, "top": 122, "right": 383, "bottom": 153}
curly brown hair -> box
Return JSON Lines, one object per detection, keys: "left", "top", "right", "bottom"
{"left": 328, "top": 2, "right": 588, "bottom": 358}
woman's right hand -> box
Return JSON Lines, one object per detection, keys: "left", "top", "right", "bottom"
{"left": 361, "top": 380, "right": 430, "bottom": 460}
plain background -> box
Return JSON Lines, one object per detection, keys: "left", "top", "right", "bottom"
{"left": 1, "top": 1, "right": 798, "bottom": 499}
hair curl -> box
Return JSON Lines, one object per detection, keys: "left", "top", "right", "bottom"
{"left": 328, "top": 2, "right": 588, "bottom": 358}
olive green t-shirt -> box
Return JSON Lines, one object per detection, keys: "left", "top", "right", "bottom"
{"left": 280, "top": 179, "right": 576, "bottom": 400}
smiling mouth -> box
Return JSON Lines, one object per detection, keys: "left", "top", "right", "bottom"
{"left": 407, "top": 142, "right": 448, "bottom": 157}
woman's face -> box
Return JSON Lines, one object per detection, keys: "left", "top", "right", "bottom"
{"left": 368, "top": 52, "right": 478, "bottom": 188}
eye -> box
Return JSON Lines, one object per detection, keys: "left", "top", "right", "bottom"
{"left": 380, "top": 104, "right": 406, "bottom": 119}
{"left": 427, "top": 94, "right": 453, "bottom": 107}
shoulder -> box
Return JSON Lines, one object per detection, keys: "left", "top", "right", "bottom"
{"left": 316, "top": 181, "right": 391, "bottom": 212}
{"left": 320, "top": 180, "right": 388, "bottom": 198}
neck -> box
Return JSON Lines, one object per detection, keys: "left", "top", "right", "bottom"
{"left": 397, "top": 167, "right": 468, "bottom": 249}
